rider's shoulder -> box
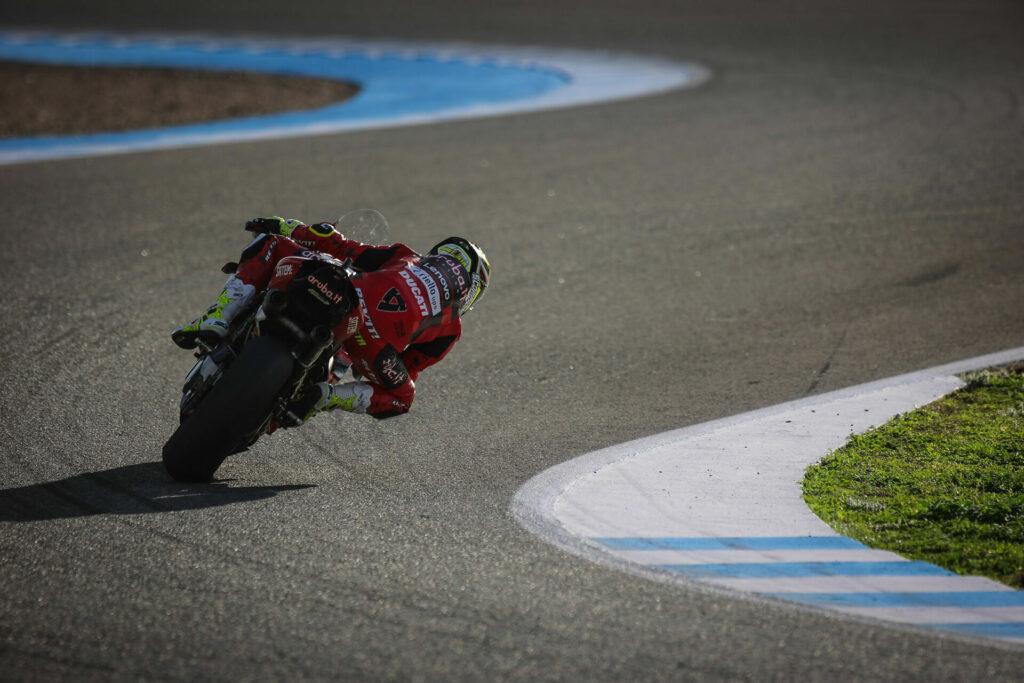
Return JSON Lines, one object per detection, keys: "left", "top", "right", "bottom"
{"left": 371, "top": 244, "right": 420, "bottom": 268}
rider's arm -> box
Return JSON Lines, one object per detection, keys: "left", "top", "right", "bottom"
{"left": 401, "top": 320, "right": 462, "bottom": 379}
{"left": 245, "top": 216, "right": 416, "bottom": 271}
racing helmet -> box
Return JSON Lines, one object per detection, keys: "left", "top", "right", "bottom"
{"left": 429, "top": 236, "right": 490, "bottom": 316}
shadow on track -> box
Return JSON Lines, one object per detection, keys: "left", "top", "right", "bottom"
{"left": 0, "top": 462, "right": 313, "bottom": 521}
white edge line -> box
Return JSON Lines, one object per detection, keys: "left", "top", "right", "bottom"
{"left": 510, "top": 345, "right": 1024, "bottom": 648}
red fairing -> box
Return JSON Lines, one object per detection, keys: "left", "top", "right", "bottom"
{"left": 234, "top": 229, "right": 466, "bottom": 419}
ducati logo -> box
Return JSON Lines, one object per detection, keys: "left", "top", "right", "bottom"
{"left": 377, "top": 287, "right": 407, "bottom": 313}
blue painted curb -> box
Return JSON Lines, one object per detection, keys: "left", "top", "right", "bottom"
{"left": 0, "top": 31, "right": 566, "bottom": 162}
{"left": 0, "top": 30, "right": 709, "bottom": 164}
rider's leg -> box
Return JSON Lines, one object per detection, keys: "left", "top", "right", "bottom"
{"left": 171, "top": 274, "right": 256, "bottom": 349}
{"left": 171, "top": 234, "right": 303, "bottom": 349}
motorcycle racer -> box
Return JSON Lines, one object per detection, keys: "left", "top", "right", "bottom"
{"left": 172, "top": 216, "right": 490, "bottom": 422}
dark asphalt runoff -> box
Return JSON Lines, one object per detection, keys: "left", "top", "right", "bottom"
{"left": 2, "top": 1, "right": 1023, "bottom": 680}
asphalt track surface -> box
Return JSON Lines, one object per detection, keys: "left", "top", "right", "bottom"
{"left": 1, "top": 1, "right": 1023, "bottom": 680}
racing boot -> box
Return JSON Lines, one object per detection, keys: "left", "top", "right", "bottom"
{"left": 284, "top": 382, "right": 373, "bottom": 425}
{"left": 171, "top": 275, "right": 256, "bottom": 349}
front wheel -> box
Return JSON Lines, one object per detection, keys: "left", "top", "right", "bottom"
{"left": 162, "top": 336, "right": 295, "bottom": 482}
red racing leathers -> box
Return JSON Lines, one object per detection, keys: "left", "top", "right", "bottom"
{"left": 233, "top": 221, "right": 466, "bottom": 419}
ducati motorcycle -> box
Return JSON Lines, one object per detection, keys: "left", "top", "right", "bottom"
{"left": 162, "top": 210, "right": 387, "bottom": 482}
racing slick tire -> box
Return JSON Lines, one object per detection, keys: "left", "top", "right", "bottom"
{"left": 162, "top": 336, "right": 294, "bottom": 482}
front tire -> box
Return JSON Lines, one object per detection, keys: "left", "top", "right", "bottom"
{"left": 162, "top": 336, "right": 294, "bottom": 482}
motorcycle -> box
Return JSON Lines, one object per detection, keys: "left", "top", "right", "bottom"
{"left": 162, "top": 210, "right": 389, "bottom": 482}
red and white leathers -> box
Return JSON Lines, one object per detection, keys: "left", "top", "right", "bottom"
{"left": 233, "top": 221, "right": 467, "bottom": 419}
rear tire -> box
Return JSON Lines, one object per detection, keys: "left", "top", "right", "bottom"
{"left": 162, "top": 336, "right": 294, "bottom": 482}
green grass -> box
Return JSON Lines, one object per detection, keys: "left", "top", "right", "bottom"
{"left": 802, "top": 363, "right": 1024, "bottom": 589}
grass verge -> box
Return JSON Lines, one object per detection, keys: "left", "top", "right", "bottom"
{"left": 802, "top": 362, "right": 1024, "bottom": 589}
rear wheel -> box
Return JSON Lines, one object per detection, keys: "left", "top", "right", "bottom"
{"left": 162, "top": 336, "right": 294, "bottom": 482}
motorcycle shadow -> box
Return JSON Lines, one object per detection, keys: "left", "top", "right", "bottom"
{"left": 0, "top": 461, "right": 314, "bottom": 522}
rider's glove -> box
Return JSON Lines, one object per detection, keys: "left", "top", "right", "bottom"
{"left": 244, "top": 216, "right": 304, "bottom": 237}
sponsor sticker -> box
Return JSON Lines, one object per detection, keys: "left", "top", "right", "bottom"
{"left": 374, "top": 347, "right": 409, "bottom": 389}
{"left": 399, "top": 269, "right": 430, "bottom": 317}
{"left": 409, "top": 265, "right": 442, "bottom": 315}
{"left": 355, "top": 287, "right": 380, "bottom": 339}
{"left": 420, "top": 260, "right": 453, "bottom": 304}
{"left": 306, "top": 274, "right": 347, "bottom": 305}
{"left": 437, "top": 244, "right": 471, "bottom": 270}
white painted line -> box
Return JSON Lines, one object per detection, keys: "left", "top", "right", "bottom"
{"left": 512, "top": 346, "right": 1024, "bottom": 646}
{"left": 604, "top": 548, "right": 909, "bottom": 565}
{"left": 826, "top": 606, "right": 1024, "bottom": 624}
{"left": 704, "top": 575, "right": 1012, "bottom": 594}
